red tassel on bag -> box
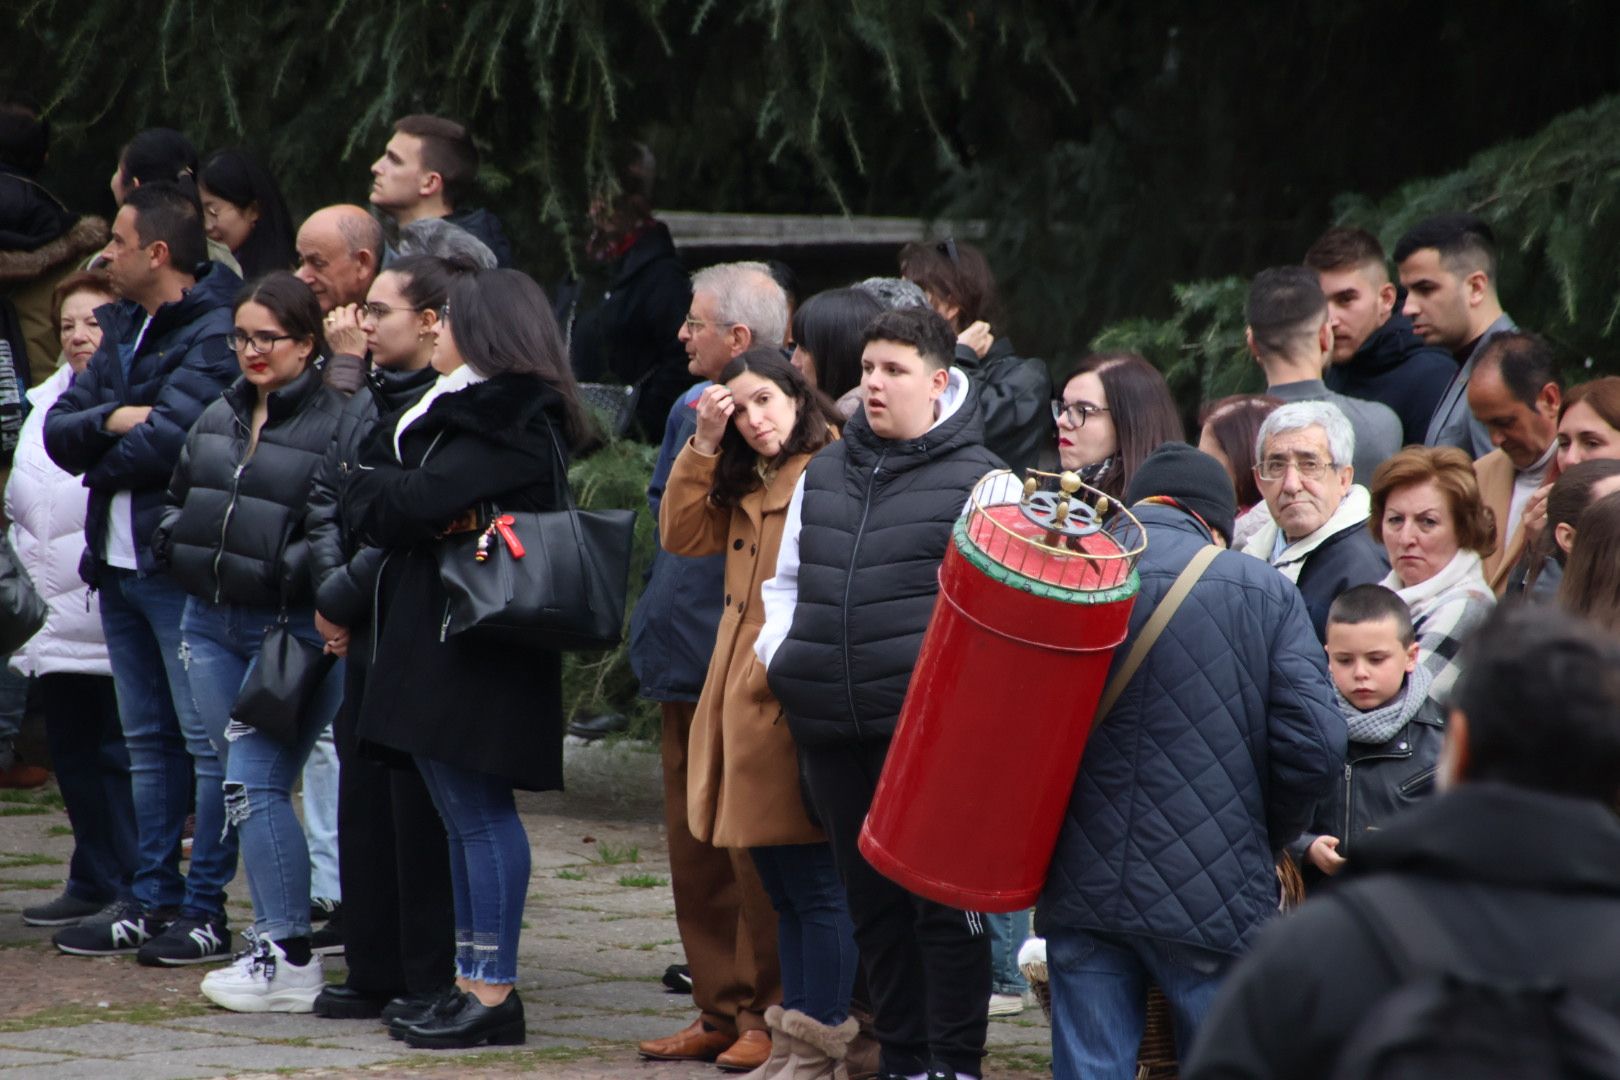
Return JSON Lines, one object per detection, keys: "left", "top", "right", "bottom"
{"left": 493, "top": 514, "right": 526, "bottom": 559}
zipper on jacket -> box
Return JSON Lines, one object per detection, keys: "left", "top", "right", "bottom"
{"left": 439, "top": 600, "right": 452, "bottom": 643}
{"left": 1398, "top": 765, "right": 1438, "bottom": 796}
{"left": 841, "top": 452, "right": 886, "bottom": 739}
{"left": 1339, "top": 762, "right": 1354, "bottom": 850}
{"left": 212, "top": 461, "right": 248, "bottom": 604}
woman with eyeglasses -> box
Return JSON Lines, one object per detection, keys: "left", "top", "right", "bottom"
{"left": 300, "top": 254, "right": 470, "bottom": 1021}
{"left": 343, "top": 268, "right": 591, "bottom": 1049}
{"left": 1051, "top": 352, "right": 1183, "bottom": 503}
{"left": 1367, "top": 446, "right": 1497, "bottom": 705}
{"left": 198, "top": 148, "right": 296, "bottom": 280}
{"left": 152, "top": 271, "right": 348, "bottom": 1010}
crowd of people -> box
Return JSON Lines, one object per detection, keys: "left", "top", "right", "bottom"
{"left": 3, "top": 97, "right": 1620, "bottom": 1080}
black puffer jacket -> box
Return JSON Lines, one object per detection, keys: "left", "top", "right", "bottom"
{"left": 155, "top": 366, "right": 345, "bottom": 607}
{"left": 306, "top": 364, "right": 437, "bottom": 628}
{"left": 767, "top": 375, "right": 1003, "bottom": 746}
{"left": 954, "top": 336, "right": 1051, "bottom": 477}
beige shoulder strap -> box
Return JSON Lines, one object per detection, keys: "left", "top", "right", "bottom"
{"left": 1094, "top": 544, "right": 1222, "bottom": 720}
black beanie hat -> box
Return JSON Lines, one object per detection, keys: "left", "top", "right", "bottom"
{"left": 1124, "top": 442, "right": 1237, "bottom": 544}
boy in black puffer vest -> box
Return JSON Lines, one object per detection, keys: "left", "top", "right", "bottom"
{"left": 758, "top": 306, "right": 1003, "bottom": 1080}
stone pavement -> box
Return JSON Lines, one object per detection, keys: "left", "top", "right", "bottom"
{"left": 0, "top": 739, "right": 1053, "bottom": 1078}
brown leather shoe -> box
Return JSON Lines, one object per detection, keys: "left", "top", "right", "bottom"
{"left": 637, "top": 1018, "right": 735, "bottom": 1062}
{"left": 0, "top": 761, "right": 47, "bottom": 789}
{"left": 714, "top": 1028, "right": 772, "bottom": 1071}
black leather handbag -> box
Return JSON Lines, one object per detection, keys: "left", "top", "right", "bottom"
{"left": 0, "top": 532, "right": 45, "bottom": 655}
{"left": 231, "top": 617, "right": 336, "bottom": 745}
{"left": 434, "top": 426, "right": 634, "bottom": 653}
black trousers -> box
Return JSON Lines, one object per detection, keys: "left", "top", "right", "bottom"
{"left": 40, "top": 673, "right": 136, "bottom": 904}
{"left": 800, "top": 740, "right": 990, "bottom": 1077}
{"left": 334, "top": 655, "right": 455, "bottom": 995}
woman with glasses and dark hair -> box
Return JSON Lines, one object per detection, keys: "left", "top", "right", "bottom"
{"left": 302, "top": 254, "right": 470, "bottom": 1021}
{"left": 343, "top": 268, "right": 590, "bottom": 1049}
{"left": 198, "top": 148, "right": 296, "bottom": 280}
{"left": 898, "top": 239, "right": 1051, "bottom": 474}
{"left": 152, "top": 271, "right": 348, "bottom": 1010}
{"left": 659, "top": 346, "right": 858, "bottom": 1071}
{"left": 1052, "top": 352, "right": 1184, "bottom": 502}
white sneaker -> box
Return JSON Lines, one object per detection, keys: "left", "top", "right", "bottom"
{"left": 988, "top": 992, "right": 1025, "bottom": 1017}
{"left": 200, "top": 938, "right": 324, "bottom": 1013}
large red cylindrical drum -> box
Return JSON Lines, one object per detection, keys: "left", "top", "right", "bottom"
{"left": 858, "top": 474, "right": 1141, "bottom": 912}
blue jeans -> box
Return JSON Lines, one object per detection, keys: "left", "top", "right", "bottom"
{"left": 750, "top": 843, "right": 858, "bottom": 1025}
{"left": 988, "top": 909, "right": 1030, "bottom": 995}
{"left": 181, "top": 598, "right": 344, "bottom": 941}
{"left": 100, "top": 568, "right": 236, "bottom": 916}
{"left": 1047, "top": 929, "right": 1230, "bottom": 1080}
{"left": 415, "top": 756, "right": 529, "bottom": 984}
{"left": 301, "top": 727, "right": 341, "bottom": 902}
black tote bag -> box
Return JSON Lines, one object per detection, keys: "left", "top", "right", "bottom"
{"left": 231, "top": 617, "right": 336, "bottom": 745}
{"left": 434, "top": 425, "right": 634, "bottom": 653}
{"left": 0, "top": 532, "right": 45, "bottom": 655}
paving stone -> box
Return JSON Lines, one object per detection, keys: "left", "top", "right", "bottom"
{"left": 0, "top": 1021, "right": 258, "bottom": 1053}
{"left": 124, "top": 1044, "right": 401, "bottom": 1071}
{"left": 0, "top": 1060, "right": 221, "bottom": 1080}
{"left": 0, "top": 1048, "right": 72, "bottom": 1067}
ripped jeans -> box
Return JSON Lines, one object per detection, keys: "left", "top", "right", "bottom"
{"left": 181, "top": 597, "right": 345, "bottom": 941}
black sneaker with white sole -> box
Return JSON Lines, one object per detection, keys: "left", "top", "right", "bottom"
{"left": 136, "top": 913, "right": 232, "bottom": 966}
{"left": 309, "top": 897, "right": 340, "bottom": 924}
{"left": 53, "top": 900, "right": 171, "bottom": 956}
{"left": 309, "top": 911, "right": 344, "bottom": 957}
{"left": 23, "top": 892, "right": 106, "bottom": 927}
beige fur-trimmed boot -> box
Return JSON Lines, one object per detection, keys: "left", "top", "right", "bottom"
{"left": 736, "top": 1005, "right": 793, "bottom": 1079}
{"left": 776, "top": 1007, "right": 861, "bottom": 1080}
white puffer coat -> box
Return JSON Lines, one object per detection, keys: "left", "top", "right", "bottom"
{"left": 6, "top": 365, "right": 110, "bottom": 676}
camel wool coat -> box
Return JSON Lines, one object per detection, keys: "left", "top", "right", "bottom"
{"left": 660, "top": 437, "right": 824, "bottom": 848}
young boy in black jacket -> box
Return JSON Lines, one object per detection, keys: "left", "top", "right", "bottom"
{"left": 757, "top": 306, "right": 1002, "bottom": 1080}
{"left": 1294, "top": 584, "right": 1446, "bottom": 883}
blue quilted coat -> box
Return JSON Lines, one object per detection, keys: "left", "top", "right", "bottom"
{"left": 1038, "top": 503, "right": 1345, "bottom": 956}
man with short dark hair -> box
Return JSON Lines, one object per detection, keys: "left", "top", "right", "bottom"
{"left": 1467, "top": 331, "right": 1562, "bottom": 592}
{"left": 1245, "top": 266, "right": 1401, "bottom": 485}
{"left": 369, "top": 114, "right": 511, "bottom": 266}
{"left": 1041, "top": 441, "right": 1344, "bottom": 1079}
{"left": 760, "top": 306, "right": 1003, "bottom": 1080}
{"left": 1304, "top": 226, "right": 1455, "bottom": 445}
{"left": 44, "top": 181, "right": 242, "bottom": 965}
{"left": 1185, "top": 603, "right": 1620, "bottom": 1078}
{"left": 1395, "top": 213, "right": 1516, "bottom": 458}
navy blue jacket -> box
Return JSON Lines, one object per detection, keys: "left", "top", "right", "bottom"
{"left": 44, "top": 263, "right": 241, "bottom": 582}
{"left": 1294, "top": 521, "right": 1390, "bottom": 643}
{"left": 1038, "top": 504, "right": 1345, "bottom": 956}
{"left": 1325, "top": 312, "right": 1456, "bottom": 447}
{"left": 627, "top": 384, "right": 725, "bottom": 702}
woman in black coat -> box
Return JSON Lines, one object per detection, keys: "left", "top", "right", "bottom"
{"left": 343, "top": 268, "right": 590, "bottom": 1049}
{"left": 153, "top": 271, "right": 347, "bottom": 999}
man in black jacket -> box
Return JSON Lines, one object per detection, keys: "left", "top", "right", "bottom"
{"left": 368, "top": 114, "right": 511, "bottom": 267}
{"left": 1185, "top": 604, "right": 1620, "bottom": 1078}
{"left": 1305, "top": 226, "right": 1455, "bottom": 446}
{"left": 44, "top": 182, "right": 241, "bottom": 965}
{"left": 761, "top": 307, "right": 1003, "bottom": 1080}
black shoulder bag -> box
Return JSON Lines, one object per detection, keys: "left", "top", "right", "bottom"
{"left": 433, "top": 423, "right": 635, "bottom": 653}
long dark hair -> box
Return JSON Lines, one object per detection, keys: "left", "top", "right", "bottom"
{"left": 1561, "top": 491, "right": 1620, "bottom": 632}
{"left": 791, "top": 287, "right": 882, "bottom": 401}
{"left": 443, "top": 268, "right": 591, "bottom": 447}
{"left": 1527, "top": 458, "right": 1620, "bottom": 593}
{"left": 234, "top": 271, "right": 327, "bottom": 364}
{"left": 1059, "top": 352, "right": 1184, "bottom": 501}
{"left": 710, "top": 347, "right": 840, "bottom": 508}
{"left": 1199, "top": 394, "right": 1281, "bottom": 511}
{"left": 199, "top": 147, "right": 295, "bottom": 278}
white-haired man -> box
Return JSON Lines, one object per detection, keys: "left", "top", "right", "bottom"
{"left": 1240, "top": 401, "right": 1389, "bottom": 641}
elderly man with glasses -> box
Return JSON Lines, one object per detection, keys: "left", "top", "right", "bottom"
{"left": 1239, "top": 400, "right": 1390, "bottom": 641}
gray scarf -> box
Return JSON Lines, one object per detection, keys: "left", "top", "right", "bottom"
{"left": 1336, "top": 662, "right": 1434, "bottom": 745}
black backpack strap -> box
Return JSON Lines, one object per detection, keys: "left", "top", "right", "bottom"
{"left": 1335, "top": 876, "right": 1483, "bottom": 983}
